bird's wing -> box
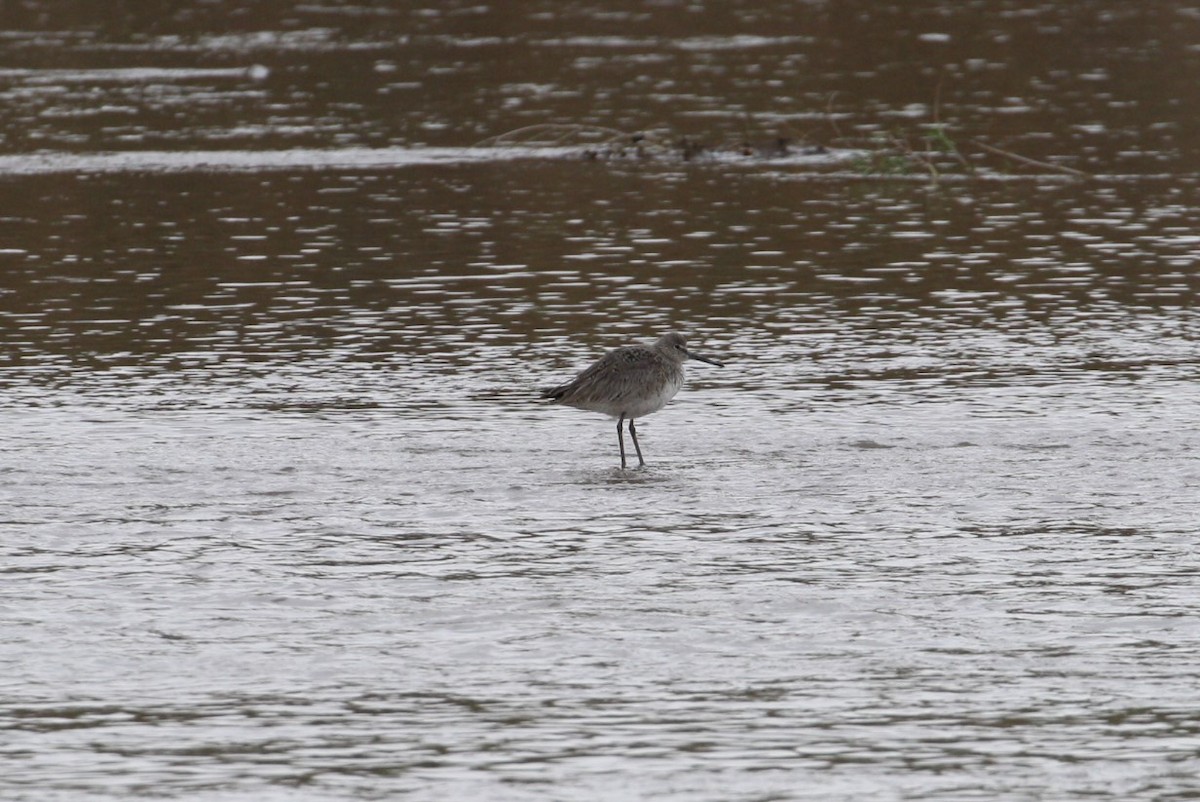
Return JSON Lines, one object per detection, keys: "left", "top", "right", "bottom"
{"left": 542, "top": 346, "right": 659, "bottom": 406}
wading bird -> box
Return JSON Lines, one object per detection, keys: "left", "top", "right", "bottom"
{"left": 540, "top": 332, "right": 725, "bottom": 469}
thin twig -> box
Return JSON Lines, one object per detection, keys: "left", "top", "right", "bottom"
{"left": 933, "top": 74, "right": 944, "bottom": 126}
{"left": 887, "top": 131, "right": 939, "bottom": 182}
{"left": 968, "top": 139, "right": 1090, "bottom": 177}
{"left": 926, "top": 124, "right": 973, "bottom": 174}
{"left": 947, "top": 135, "right": 974, "bottom": 173}
{"left": 476, "top": 123, "right": 632, "bottom": 148}
{"left": 824, "top": 92, "right": 843, "bottom": 141}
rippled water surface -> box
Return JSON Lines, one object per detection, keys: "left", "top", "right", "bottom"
{"left": 3, "top": 2, "right": 1200, "bottom": 800}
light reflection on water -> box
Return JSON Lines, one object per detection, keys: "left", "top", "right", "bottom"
{"left": 3, "top": 1, "right": 1200, "bottom": 800}
{"left": 5, "top": 359, "right": 1200, "bottom": 800}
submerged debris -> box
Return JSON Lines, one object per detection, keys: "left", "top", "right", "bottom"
{"left": 476, "top": 121, "right": 1090, "bottom": 181}
{"left": 478, "top": 124, "right": 836, "bottom": 165}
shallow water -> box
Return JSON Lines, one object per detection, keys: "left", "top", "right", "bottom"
{"left": 3, "top": 2, "right": 1200, "bottom": 801}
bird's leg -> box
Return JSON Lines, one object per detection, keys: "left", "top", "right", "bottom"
{"left": 617, "top": 414, "right": 628, "bottom": 470}
{"left": 628, "top": 418, "right": 646, "bottom": 467}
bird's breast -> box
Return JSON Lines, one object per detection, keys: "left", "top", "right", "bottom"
{"left": 622, "top": 370, "right": 684, "bottom": 418}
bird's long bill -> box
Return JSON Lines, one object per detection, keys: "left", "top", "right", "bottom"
{"left": 688, "top": 350, "right": 725, "bottom": 367}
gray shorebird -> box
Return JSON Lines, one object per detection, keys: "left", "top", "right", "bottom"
{"left": 540, "top": 332, "right": 725, "bottom": 469}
